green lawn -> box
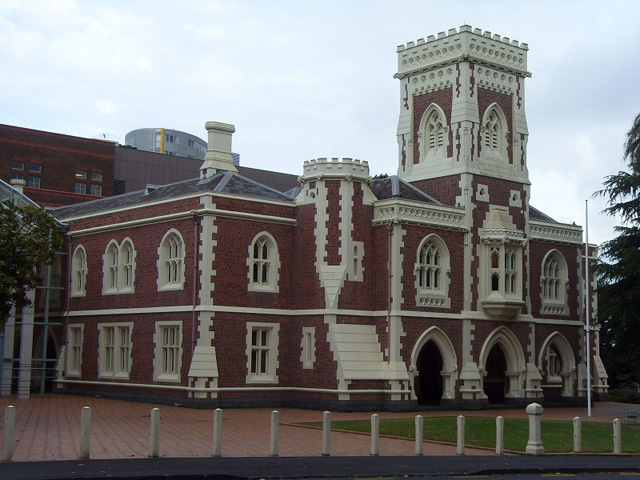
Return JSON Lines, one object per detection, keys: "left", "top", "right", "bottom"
{"left": 305, "top": 417, "right": 640, "bottom": 453}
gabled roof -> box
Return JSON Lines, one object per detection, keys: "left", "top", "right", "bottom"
{"left": 52, "top": 170, "right": 295, "bottom": 221}
{"left": 529, "top": 205, "right": 557, "bottom": 223}
{"left": 370, "top": 175, "right": 442, "bottom": 205}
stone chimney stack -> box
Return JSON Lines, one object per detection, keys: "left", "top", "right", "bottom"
{"left": 10, "top": 178, "right": 26, "bottom": 194}
{"left": 200, "top": 121, "right": 237, "bottom": 178}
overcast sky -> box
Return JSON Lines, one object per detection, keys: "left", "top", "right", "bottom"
{"left": 1, "top": 0, "right": 638, "bottom": 246}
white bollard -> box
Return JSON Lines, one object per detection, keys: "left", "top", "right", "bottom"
{"left": 573, "top": 417, "right": 582, "bottom": 453}
{"left": 212, "top": 408, "right": 223, "bottom": 457}
{"left": 456, "top": 415, "right": 465, "bottom": 455}
{"left": 613, "top": 418, "right": 621, "bottom": 454}
{"left": 269, "top": 410, "right": 279, "bottom": 457}
{"left": 525, "top": 403, "right": 544, "bottom": 455}
{"left": 496, "top": 416, "right": 504, "bottom": 455}
{"left": 322, "top": 411, "right": 331, "bottom": 456}
{"left": 415, "top": 415, "right": 424, "bottom": 456}
{"left": 79, "top": 406, "right": 92, "bottom": 460}
{"left": 370, "top": 414, "right": 380, "bottom": 456}
{"left": 149, "top": 408, "right": 161, "bottom": 458}
{"left": 2, "top": 405, "right": 16, "bottom": 462}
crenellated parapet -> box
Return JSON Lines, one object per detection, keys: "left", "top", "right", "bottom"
{"left": 300, "top": 157, "right": 371, "bottom": 183}
{"left": 395, "top": 24, "right": 529, "bottom": 80}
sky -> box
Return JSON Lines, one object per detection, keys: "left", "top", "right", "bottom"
{"left": 1, "top": 0, "right": 639, "bottom": 246}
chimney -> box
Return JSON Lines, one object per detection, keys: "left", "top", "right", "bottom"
{"left": 200, "top": 121, "right": 237, "bottom": 178}
{"left": 10, "top": 178, "right": 26, "bottom": 194}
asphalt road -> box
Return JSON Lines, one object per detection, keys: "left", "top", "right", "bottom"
{"left": 1, "top": 455, "right": 640, "bottom": 480}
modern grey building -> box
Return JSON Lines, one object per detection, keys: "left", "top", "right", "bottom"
{"left": 125, "top": 128, "right": 208, "bottom": 160}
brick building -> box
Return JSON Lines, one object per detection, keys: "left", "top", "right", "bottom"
{"left": 48, "top": 26, "right": 608, "bottom": 410}
{"left": 0, "top": 124, "right": 115, "bottom": 206}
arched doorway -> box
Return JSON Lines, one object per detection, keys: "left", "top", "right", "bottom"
{"left": 484, "top": 344, "right": 507, "bottom": 404}
{"left": 416, "top": 341, "right": 444, "bottom": 405}
{"left": 538, "top": 332, "right": 576, "bottom": 400}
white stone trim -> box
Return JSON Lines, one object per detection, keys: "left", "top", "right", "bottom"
{"left": 373, "top": 200, "right": 466, "bottom": 230}
{"left": 247, "top": 231, "right": 280, "bottom": 293}
{"left": 97, "top": 322, "right": 133, "bottom": 380}
{"left": 530, "top": 221, "right": 583, "bottom": 245}
{"left": 300, "top": 327, "right": 316, "bottom": 369}
{"left": 246, "top": 322, "right": 280, "bottom": 384}
{"left": 71, "top": 244, "right": 87, "bottom": 297}
{"left": 153, "top": 321, "right": 183, "bottom": 383}
{"left": 66, "top": 324, "right": 84, "bottom": 377}
{"left": 157, "top": 228, "right": 186, "bottom": 291}
{"left": 414, "top": 233, "right": 451, "bottom": 308}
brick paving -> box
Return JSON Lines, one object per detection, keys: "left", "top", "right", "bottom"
{"left": 0, "top": 394, "right": 635, "bottom": 462}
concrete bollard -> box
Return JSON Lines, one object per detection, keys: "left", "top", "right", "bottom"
{"left": 496, "top": 416, "right": 504, "bottom": 455}
{"left": 2, "top": 405, "right": 16, "bottom": 462}
{"left": 415, "top": 415, "right": 424, "bottom": 456}
{"left": 613, "top": 418, "right": 621, "bottom": 454}
{"left": 525, "top": 403, "right": 544, "bottom": 455}
{"left": 212, "top": 408, "right": 223, "bottom": 457}
{"left": 269, "top": 410, "right": 279, "bottom": 457}
{"left": 149, "top": 408, "right": 161, "bottom": 458}
{"left": 322, "top": 411, "right": 331, "bottom": 456}
{"left": 456, "top": 415, "right": 465, "bottom": 455}
{"left": 370, "top": 414, "right": 380, "bottom": 456}
{"left": 573, "top": 417, "right": 582, "bottom": 453}
{"left": 79, "top": 406, "right": 92, "bottom": 460}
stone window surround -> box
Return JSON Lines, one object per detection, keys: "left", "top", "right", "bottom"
{"left": 246, "top": 321, "right": 280, "bottom": 384}
{"left": 71, "top": 245, "right": 87, "bottom": 297}
{"left": 153, "top": 321, "right": 183, "bottom": 383}
{"left": 157, "top": 228, "right": 186, "bottom": 291}
{"left": 98, "top": 322, "right": 133, "bottom": 380}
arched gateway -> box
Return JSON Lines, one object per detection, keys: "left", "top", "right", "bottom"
{"left": 410, "top": 327, "right": 458, "bottom": 405}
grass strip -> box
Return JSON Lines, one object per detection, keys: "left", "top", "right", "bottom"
{"left": 303, "top": 417, "right": 640, "bottom": 453}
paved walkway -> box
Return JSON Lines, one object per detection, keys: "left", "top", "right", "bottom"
{"left": 0, "top": 395, "right": 636, "bottom": 462}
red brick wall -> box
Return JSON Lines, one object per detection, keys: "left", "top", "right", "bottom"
{"left": 0, "top": 124, "right": 114, "bottom": 205}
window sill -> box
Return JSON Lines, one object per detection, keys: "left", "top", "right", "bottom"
{"left": 246, "top": 374, "right": 278, "bottom": 384}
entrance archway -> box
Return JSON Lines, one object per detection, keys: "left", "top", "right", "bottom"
{"left": 484, "top": 344, "right": 507, "bottom": 403}
{"left": 479, "top": 326, "right": 526, "bottom": 403}
{"left": 410, "top": 327, "right": 458, "bottom": 403}
{"left": 538, "top": 332, "right": 576, "bottom": 400}
{"left": 416, "top": 341, "right": 443, "bottom": 405}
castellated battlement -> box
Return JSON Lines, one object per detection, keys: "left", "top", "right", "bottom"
{"left": 301, "top": 157, "right": 370, "bottom": 181}
{"left": 396, "top": 24, "right": 529, "bottom": 79}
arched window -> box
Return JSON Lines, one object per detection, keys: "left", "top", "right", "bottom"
{"left": 71, "top": 245, "right": 87, "bottom": 297}
{"left": 247, "top": 233, "right": 280, "bottom": 292}
{"left": 158, "top": 229, "right": 185, "bottom": 290}
{"left": 121, "top": 239, "right": 135, "bottom": 291}
{"left": 104, "top": 241, "right": 119, "bottom": 293}
{"left": 103, "top": 239, "right": 136, "bottom": 294}
{"left": 415, "top": 235, "right": 450, "bottom": 308}
{"left": 419, "top": 104, "right": 448, "bottom": 162}
{"left": 541, "top": 250, "right": 568, "bottom": 315}
{"left": 481, "top": 105, "right": 507, "bottom": 161}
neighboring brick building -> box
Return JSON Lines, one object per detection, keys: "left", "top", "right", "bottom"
{"left": 0, "top": 124, "right": 115, "bottom": 206}
{"left": 47, "top": 26, "right": 607, "bottom": 410}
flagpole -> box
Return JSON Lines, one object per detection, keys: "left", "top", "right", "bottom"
{"left": 585, "top": 199, "right": 592, "bottom": 417}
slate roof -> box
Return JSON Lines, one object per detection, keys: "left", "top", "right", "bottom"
{"left": 529, "top": 205, "right": 557, "bottom": 223}
{"left": 52, "top": 170, "right": 295, "bottom": 221}
{"left": 370, "top": 175, "right": 442, "bottom": 205}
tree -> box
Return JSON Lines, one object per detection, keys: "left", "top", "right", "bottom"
{"left": 0, "top": 202, "right": 63, "bottom": 325}
{"left": 594, "top": 113, "right": 640, "bottom": 387}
